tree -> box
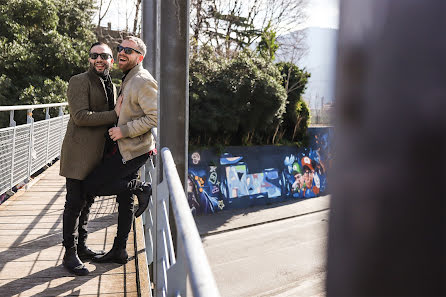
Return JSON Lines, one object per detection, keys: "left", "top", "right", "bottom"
{"left": 189, "top": 46, "right": 288, "bottom": 146}
{"left": 275, "top": 62, "right": 311, "bottom": 144}
{"left": 132, "top": 0, "right": 142, "bottom": 35}
{"left": 0, "top": 0, "right": 96, "bottom": 125}
{"left": 190, "top": 0, "right": 308, "bottom": 56}
{"left": 256, "top": 21, "right": 279, "bottom": 61}
{"left": 95, "top": 0, "right": 113, "bottom": 28}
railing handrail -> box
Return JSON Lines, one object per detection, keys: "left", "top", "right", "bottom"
{"left": 151, "top": 127, "right": 158, "bottom": 141}
{"left": 0, "top": 102, "right": 68, "bottom": 112}
{"left": 161, "top": 147, "right": 221, "bottom": 297}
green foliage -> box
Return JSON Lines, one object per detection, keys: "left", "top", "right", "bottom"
{"left": 189, "top": 47, "right": 288, "bottom": 146}
{"left": 257, "top": 22, "right": 279, "bottom": 61}
{"left": 110, "top": 63, "right": 123, "bottom": 89}
{"left": 189, "top": 48, "right": 311, "bottom": 147}
{"left": 275, "top": 62, "right": 311, "bottom": 144}
{"left": 0, "top": 0, "right": 95, "bottom": 125}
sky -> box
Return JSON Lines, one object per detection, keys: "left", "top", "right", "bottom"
{"left": 95, "top": 0, "right": 340, "bottom": 31}
{"left": 93, "top": 0, "right": 138, "bottom": 31}
{"left": 304, "top": 0, "right": 339, "bottom": 29}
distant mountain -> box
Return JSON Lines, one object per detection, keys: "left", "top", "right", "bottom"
{"left": 276, "top": 27, "right": 338, "bottom": 109}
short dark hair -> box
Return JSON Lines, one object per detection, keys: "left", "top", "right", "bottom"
{"left": 89, "top": 42, "right": 112, "bottom": 53}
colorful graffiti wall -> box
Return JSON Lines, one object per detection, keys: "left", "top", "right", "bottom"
{"left": 187, "top": 127, "right": 334, "bottom": 215}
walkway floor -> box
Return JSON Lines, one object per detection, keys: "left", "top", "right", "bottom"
{"left": 0, "top": 161, "right": 141, "bottom": 297}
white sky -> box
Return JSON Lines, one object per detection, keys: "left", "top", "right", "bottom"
{"left": 95, "top": 0, "right": 340, "bottom": 31}
{"left": 304, "top": 0, "right": 340, "bottom": 29}
{"left": 93, "top": 0, "right": 138, "bottom": 31}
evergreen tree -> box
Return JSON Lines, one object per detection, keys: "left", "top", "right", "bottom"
{"left": 189, "top": 47, "right": 288, "bottom": 146}
{"left": 257, "top": 22, "right": 279, "bottom": 62}
{"left": 0, "top": 0, "right": 96, "bottom": 125}
{"left": 275, "top": 62, "right": 311, "bottom": 145}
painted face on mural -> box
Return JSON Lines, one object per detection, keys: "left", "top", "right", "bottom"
{"left": 292, "top": 173, "right": 303, "bottom": 190}
{"left": 303, "top": 168, "right": 314, "bottom": 188}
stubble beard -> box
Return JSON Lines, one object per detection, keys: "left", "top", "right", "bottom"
{"left": 118, "top": 57, "right": 138, "bottom": 73}
{"left": 90, "top": 62, "right": 110, "bottom": 76}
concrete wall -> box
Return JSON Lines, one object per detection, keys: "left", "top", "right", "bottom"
{"left": 187, "top": 127, "right": 333, "bottom": 215}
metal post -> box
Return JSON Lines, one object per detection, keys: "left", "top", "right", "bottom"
{"left": 142, "top": 0, "right": 160, "bottom": 80}
{"left": 45, "top": 109, "right": 51, "bottom": 163}
{"left": 159, "top": 2, "right": 189, "bottom": 293}
{"left": 26, "top": 109, "right": 33, "bottom": 124}
{"left": 9, "top": 110, "right": 16, "bottom": 127}
{"left": 159, "top": 0, "right": 189, "bottom": 188}
{"left": 156, "top": 175, "right": 169, "bottom": 296}
{"left": 58, "top": 106, "right": 64, "bottom": 154}
{"left": 10, "top": 127, "right": 16, "bottom": 189}
{"left": 143, "top": 1, "right": 160, "bottom": 292}
{"left": 26, "top": 109, "right": 34, "bottom": 181}
{"left": 9, "top": 110, "right": 17, "bottom": 188}
{"left": 326, "top": 1, "right": 446, "bottom": 296}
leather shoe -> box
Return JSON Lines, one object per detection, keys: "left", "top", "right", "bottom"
{"left": 93, "top": 247, "right": 128, "bottom": 264}
{"left": 63, "top": 247, "right": 89, "bottom": 276}
{"left": 133, "top": 184, "right": 152, "bottom": 218}
{"left": 78, "top": 245, "right": 105, "bottom": 260}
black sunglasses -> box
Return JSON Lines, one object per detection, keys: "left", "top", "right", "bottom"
{"left": 89, "top": 52, "right": 112, "bottom": 60}
{"left": 117, "top": 45, "right": 142, "bottom": 55}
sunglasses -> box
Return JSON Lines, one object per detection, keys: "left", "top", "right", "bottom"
{"left": 117, "top": 45, "right": 142, "bottom": 55}
{"left": 89, "top": 53, "right": 112, "bottom": 60}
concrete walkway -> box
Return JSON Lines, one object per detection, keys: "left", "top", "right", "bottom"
{"left": 0, "top": 161, "right": 148, "bottom": 297}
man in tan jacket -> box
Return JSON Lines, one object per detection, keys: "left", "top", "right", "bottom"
{"left": 81, "top": 36, "right": 157, "bottom": 264}
{"left": 60, "top": 42, "right": 122, "bottom": 276}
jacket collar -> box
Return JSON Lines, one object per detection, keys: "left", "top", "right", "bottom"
{"left": 87, "top": 69, "right": 111, "bottom": 104}
{"left": 120, "top": 63, "right": 143, "bottom": 92}
{"left": 87, "top": 69, "right": 104, "bottom": 89}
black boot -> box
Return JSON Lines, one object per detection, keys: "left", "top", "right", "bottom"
{"left": 77, "top": 244, "right": 105, "bottom": 260}
{"left": 92, "top": 238, "right": 128, "bottom": 264}
{"left": 77, "top": 198, "right": 104, "bottom": 260}
{"left": 63, "top": 247, "right": 89, "bottom": 276}
{"left": 128, "top": 179, "right": 152, "bottom": 218}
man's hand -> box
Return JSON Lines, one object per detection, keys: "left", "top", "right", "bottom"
{"left": 109, "top": 127, "right": 124, "bottom": 141}
{"left": 114, "top": 95, "right": 123, "bottom": 116}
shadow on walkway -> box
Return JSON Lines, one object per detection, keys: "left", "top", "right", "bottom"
{"left": 195, "top": 195, "right": 331, "bottom": 236}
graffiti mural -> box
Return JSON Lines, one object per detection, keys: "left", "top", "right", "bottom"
{"left": 188, "top": 127, "right": 334, "bottom": 215}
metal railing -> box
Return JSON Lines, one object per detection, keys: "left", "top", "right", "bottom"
{"left": 0, "top": 103, "right": 69, "bottom": 196}
{"left": 157, "top": 148, "right": 220, "bottom": 297}
{"left": 0, "top": 103, "right": 219, "bottom": 296}
{"left": 141, "top": 138, "right": 220, "bottom": 297}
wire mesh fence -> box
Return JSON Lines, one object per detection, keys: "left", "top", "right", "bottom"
{"left": 0, "top": 104, "right": 68, "bottom": 197}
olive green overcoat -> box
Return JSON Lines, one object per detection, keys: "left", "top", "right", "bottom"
{"left": 59, "top": 70, "right": 117, "bottom": 180}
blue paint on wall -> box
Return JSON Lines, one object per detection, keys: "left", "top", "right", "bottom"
{"left": 188, "top": 127, "right": 334, "bottom": 215}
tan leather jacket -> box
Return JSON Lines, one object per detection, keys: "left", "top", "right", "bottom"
{"left": 117, "top": 63, "right": 158, "bottom": 162}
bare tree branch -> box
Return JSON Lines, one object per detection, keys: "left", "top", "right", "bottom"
{"left": 132, "top": 0, "right": 142, "bottom": 35}
{"left": 97, "top": 0, "right": 114, "bottom": 28}
{"left": 191, "top": 0, "right": 308, "bottom": 56}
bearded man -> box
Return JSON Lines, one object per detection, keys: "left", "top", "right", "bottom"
{"left": 82, "top": 36, "right": 157, "bottom": 265}
{"left": 59, "top": 42, "right": 122, "bottom": 276}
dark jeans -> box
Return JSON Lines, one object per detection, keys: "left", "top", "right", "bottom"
{"left": 63, "top": 178, "right": 94, "bottom": 249}
{"left": 82, "top": 150, "right": 149, "bottom": 247}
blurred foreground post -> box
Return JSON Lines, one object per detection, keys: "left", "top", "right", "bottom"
{"left": 159, "top": 0, "right": 189, "bottom": 187}
{"left": 327, "top": 1, "right": 446, "bottom": 296}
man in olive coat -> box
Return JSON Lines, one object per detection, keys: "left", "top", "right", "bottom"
{"left": 59, "top": 42, "right": 122, "bottom": 276}
{"left": 82, "top": 36, "right": 157, "bottom": 265}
